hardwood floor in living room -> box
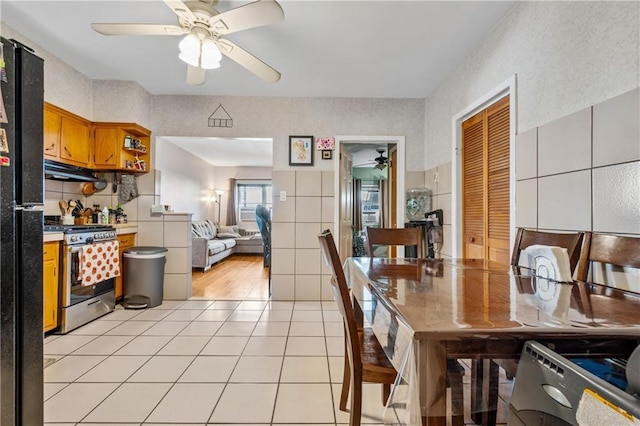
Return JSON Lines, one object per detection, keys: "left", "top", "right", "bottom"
{"left": 191, "top": 255, "right": 270, "bottom": 299}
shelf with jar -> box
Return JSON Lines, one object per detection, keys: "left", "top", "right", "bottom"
{"left": 92, "top": 122, "right": 151, "bottom": 172}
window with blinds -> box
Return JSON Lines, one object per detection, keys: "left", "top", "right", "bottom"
{"left": 461, "top": 95, "right": 510, "bottom": 264}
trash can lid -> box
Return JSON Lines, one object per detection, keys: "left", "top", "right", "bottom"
{"left": 123, "top": 246, "right": 168, "bottom": 256}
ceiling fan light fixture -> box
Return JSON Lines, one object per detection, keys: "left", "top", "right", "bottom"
{"left": 200, "top": 38, "right": 222, "bottom": 69}
{"left": 178, "top": 50, "right": 199, "bottom": 67}
{"left": 178, "top": 32, "right": 200, "bottom": 56}
{"left": 375, "top": 163, "right": 386, "bottom": 170}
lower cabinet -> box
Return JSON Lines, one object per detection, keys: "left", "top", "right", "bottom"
{"left": 43, "top": 241, "right": 59, "bottom": 333}
{"left": 116, "top": 233, "right": 136, "bottom": 299}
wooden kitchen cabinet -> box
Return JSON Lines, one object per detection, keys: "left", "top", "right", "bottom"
{"left": 116, "top": 233, "right": 136, "bottom": 299}
{"left": 43, "top": 241, "right": 59, "bottom": 333}
{"left": 44, "top": 102, "right": 92, "bottom": 167}
{"left": 92, "top": 122, "right": 151, "bottom": 172}
{"left": 43, "top": 106, "right": 61, "bottom": 159}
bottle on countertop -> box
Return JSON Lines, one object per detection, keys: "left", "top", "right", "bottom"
{"left": 101, "top": 206, "right": 109, "bottom": 225}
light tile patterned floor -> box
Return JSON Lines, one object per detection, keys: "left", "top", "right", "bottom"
{"left": 43, "top": 299, "right": 512, "bottom": 425}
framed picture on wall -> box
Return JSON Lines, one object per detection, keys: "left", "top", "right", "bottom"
{"left": 289, "top": 135, "right": 314, "bottom": 166}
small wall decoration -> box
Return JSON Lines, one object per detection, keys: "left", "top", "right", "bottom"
{"left": 0, "top": 128, "right": 8, "bottom": 153}
{"left": 321, "top": 150, "right": 332, "bottom": 160}
{"left": 315, "top": 137, "right": 335, "bottom": 151}
{"left": 208, "top": 104, "right": 233, "bottom": 128}
{"left": 289, "top": 135, "right": 314, "bottom": 166}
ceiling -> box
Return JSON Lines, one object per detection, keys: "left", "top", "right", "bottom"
{"left": 0, "top": 0, "right": 516, "bottom": 98}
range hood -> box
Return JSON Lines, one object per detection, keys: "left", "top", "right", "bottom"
{"left": 44, "top": 159, "right": 101, "bottom": 182}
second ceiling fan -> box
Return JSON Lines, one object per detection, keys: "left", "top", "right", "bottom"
{"left": 355, "top": 148, "right": 388, "bottom": 170}
{"left": 91, "top": 0, "right": 284, "bottom": 85}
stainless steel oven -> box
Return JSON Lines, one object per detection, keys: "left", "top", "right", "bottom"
{"left": 48, "top": 225, "right": 118, "bottom": 333}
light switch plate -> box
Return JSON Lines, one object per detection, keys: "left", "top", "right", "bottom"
{"left": 279, "top": 191, "right": 287, "bottom": 201}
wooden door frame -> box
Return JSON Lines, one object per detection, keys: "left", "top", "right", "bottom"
{"left": 451, "top": 75, "right": 517, "bottom": 258}
{"left": 333, "top": 136, "right": 406, "bottom": 259}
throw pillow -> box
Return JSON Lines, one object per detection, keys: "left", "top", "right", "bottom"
{"left": 217, "top": 232, "right": 242, "bottom": 239}
{"left": 218, "top": 225, "right": 240, "bottom": 234}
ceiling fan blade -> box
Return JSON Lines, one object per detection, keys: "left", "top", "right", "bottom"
{"left": 186, "top": 65, "right": 206, "bottom": 86}
{"left": 209, "top": 0, "right": 284, "bottom": 35}
{"left": 217, "top": 39, "right": 280, "bottom": 83}
{"left": 163, "top": 0, "right": 197, "bottom": 25}
{"left": 91, "top": 23, "right": 186, "bottom": 36}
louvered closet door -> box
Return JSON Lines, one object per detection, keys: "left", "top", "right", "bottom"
{"left": 486, "top": 97, "right": 510, "bottom": 264}
{"left": 462, "top": 111, "right": 486, "bottom": 259}
{"left": 462, "top": 95, "right": 510, "bottom": 263}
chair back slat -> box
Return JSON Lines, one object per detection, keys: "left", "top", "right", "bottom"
{"left": 511, "top": 228, "right": 586, "bottom": 273}
{"left": 577, "top": 233, "right": 640, "bottom": 282}
{"left": 366, "top": 227, "right": 422, "bottom": 258}
{"left": 318, "top": 230, "right": 362, "bottom": 372}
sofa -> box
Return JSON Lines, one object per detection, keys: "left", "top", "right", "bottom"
{"left": 191, "top": 219, "right": 263, "bottom": 271}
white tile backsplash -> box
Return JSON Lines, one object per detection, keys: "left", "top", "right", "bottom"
{"left": 405, "top": 171, "right": 426, "bottom": 191}
{"left": 295, "top": 197, "right": 322, "bottom": 222}
{"left": 295, "top": 223, "right": 321, "bottom": 249}
{"left": 321, "top": 171, "right": 334, "bottom": 197}
{"left": 538, "top": 170, "right": 591, "bottom": 231}
{"left": 272, "top": 170, "right": 296, "bottom": 198}
{"left": 295, "top": 171, "right": 322, "bottom": 197}
{"left": 164, "top": 247, "right": 189, "bottom": 274}
{"left": 270, "top": 275, "right": 295, "bottom": 300}
{"left": 321, "top": 197, "right": 334, "bottom": 223}
{"left": 295, "top": 275, "right": 321, "bottom": 301}
{"left": 538, "top": 107, "right": 591, "bottom": 176}
{"left": 271, "top": 249, "right": 295, "bottom": 275}
{"left": 593, "top": 88, "right": 640, "bottom": 167}
{"left": 295, "top": 249, "right": 321, "bottom": 275}
{"left": 163, "top": 273, "right": 190, "bottom": 300}
{"left": 271, "top": 222, "right": 295, "bottom": 249}
{"left": 592, "top": 161, "right": 640, "bottom": 234}
{"left": 437, "top": 161, "right": 452, "bottom": 195}
{"left": 272, "top": 198, "right": 295, "bottom": 222}
{"left": 516, "top": 128, "right": 537, "bottom": 180}
{"left": 515, "top": 179, "right": 537, "bottom": 228}
{"left": 137, "top": 195, "right": 162, "bottom": 221}
{"left": 136, "top": 221, "right": 164, "bottom": 247}
{"left": 163, "top": 221, "right": 190, "bottom": 247}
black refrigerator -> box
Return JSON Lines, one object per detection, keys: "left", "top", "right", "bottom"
{"left": 0, "top": 37, "right": 44, "bottom": 425}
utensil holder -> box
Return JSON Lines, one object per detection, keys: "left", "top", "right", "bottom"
{"left": 61, "top": 215, "right": 74, "bottom": 225}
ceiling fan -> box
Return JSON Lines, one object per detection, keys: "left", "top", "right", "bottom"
{"left": 355, "top": 148, "right": 388, "bottom": 170}
{"left": 91, "top": 0, "right": 284, "bottom": 86}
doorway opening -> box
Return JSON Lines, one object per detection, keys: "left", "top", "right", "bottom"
{"left": 334, "top": 136, "right": 405, "bottom": 261}
{"left": 155, "top": 136, "right": 273, "bottom": 300}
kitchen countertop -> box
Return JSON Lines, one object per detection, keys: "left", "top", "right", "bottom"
{"left": 43, "top": 232, "right": 63, "bottom": 242}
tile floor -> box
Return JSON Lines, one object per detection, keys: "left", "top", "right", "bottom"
{"left": 44, "top": 299, "right": 513, "bottom": 425}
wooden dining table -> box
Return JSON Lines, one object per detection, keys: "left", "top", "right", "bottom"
{"left": 345, "top": 257, "right": 640, "bottom": 426}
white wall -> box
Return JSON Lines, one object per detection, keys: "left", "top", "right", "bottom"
{"left": 150, "top": 95, "right": 426, "bottom": 171}
{"left": 1, "top": 23, "right": 93, "bottom": 118}
{"left": 422, "top": 1, "right": 640, "bottom": 258}
{"left": 155, "top": 140, "right": 217, "bottom": 221}
{"left": 424, "top": 1, "right": 640, "bottom": 169}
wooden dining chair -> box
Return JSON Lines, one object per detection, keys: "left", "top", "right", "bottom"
{"left": 364, "top": 227, "right": 465, "bottom": 426}
{"left": 318, "top": 229, "right": 397, "bottom": 426}
{"left": 511, "top": 227, "right": 586, "bottom": 273}
{"left": 473, "top": 228, "right": 588, "bottom": 425}
{"left": 366, "top": 227, "right": 422, "bottom": 258}
{"left": 576, "top": 233, "right": 640, "bottom": 283}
